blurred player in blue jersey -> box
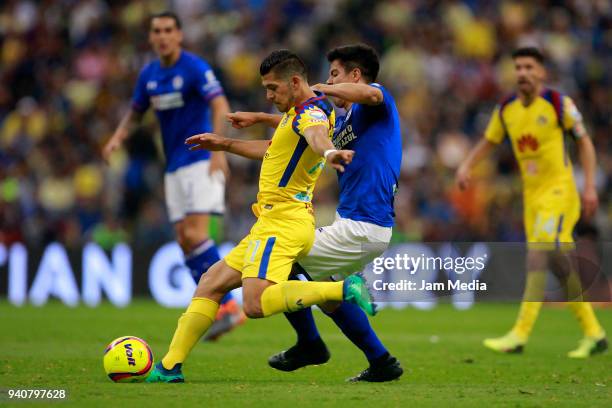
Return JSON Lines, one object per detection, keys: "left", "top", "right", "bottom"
{"left": 228, "top": 44, "right": 404, "bottom": 382}
{"left": 102, "top": 11, "right": 244, "bottom": 339}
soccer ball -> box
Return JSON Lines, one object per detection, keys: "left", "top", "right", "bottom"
{"left": 103, "top": 336, "right": 154, "bottom": 382}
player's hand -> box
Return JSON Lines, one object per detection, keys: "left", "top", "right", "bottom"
{"left": 227, "top": 112, "right": 260, "bottom": 129}
{"left": 581, "top": 185, "right": 599, "bottom": 220}
{"left": 101, "top": 129, "right": 127, "bottom": 164}
{"left": 186, "top": 133, "right": 230, "bottom": 152}
{"left": 209, "top": 150, "right": 230, "bottom": 181}
{"left": 455, "top": 163, "right": 471, "bottom": 191}
{"left": 326, "top": 149, "right": 354, "bottom": 173}
{"left": 311, "top": 83, "right": 328, "bottom": 93}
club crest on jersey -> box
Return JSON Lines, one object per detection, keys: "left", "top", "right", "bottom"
{"left": 146, "top": 81, "right": 157, "bottom": 90}
{"left": 517, "top": 134, "right": 539, "bottom": 153}
{"left": 172, "top": 75, "right": 184, "bottom": 90}
{"left": 536, "top": 115, "right": 548, "bottom": 125}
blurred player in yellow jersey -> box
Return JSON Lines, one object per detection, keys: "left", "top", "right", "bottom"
{"left": 457, "top": 47, "right": 607, "bottom": 358}
{"left": 146, "top": 50, "right": 376, "bottom": 383}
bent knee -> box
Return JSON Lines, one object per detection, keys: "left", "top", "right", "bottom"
{"left": 242, "top": 297, "right": 264, "bottom": 318}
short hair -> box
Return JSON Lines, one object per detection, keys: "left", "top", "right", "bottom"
{"left": 511, "top": 47, "right": 544, "bottom": 64}
{"left": 259, "top": 50, "right": 307, "bottom": 79}
{"left": 326, "top": 44, "right": 380, "bottom": 82}
{"left": 149, "top": 11, "right": 182, "bottom": 30}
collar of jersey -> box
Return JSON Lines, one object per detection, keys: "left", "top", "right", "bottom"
{"left": 290, "top": 91, "right": 325, "bottom": 114}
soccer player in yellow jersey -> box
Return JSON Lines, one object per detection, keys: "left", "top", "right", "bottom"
{"left": 456, "top": 47, "right": 607, "bottom": 358}
{"left": 146, "top": 50, "right": 376, "bottom": 383}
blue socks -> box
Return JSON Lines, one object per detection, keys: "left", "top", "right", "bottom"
{"left": 284, "top": 302, "right": 388, "bottom": 363}
{"left": 324, "top": 302, "right": 388, "bottom": 362}
{"left": 285, "top": 308, "right": 321, "bottom": 345}
{"left": 185, "top": 239, "right": 233, "bottom": 305}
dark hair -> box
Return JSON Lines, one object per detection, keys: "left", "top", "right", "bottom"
{"left": 326, "top": 44, "right": 380, "bottom": 82}
{"left": 149, "top": 11, "right": 182, "bottom": 30}
{"left": 511, "top": 47, "right": 544, "bottom": 64}
{"left": 259, "top": 50, "right": 307, "bottom": 79}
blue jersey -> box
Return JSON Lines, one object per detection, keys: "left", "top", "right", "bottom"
{"left": 132, "top": 51, "right": 224, "bottom": 172}
{"left": 332, "top": 83, "right": 402, "bottom": 227}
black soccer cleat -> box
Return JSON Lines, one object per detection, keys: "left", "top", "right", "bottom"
{"left": 268, "top": 339, "right": 331, "bottom": 372}
{"left": 347, "top": 355, "right": 404, "bottom": 383}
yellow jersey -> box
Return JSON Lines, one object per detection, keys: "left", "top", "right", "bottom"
{"left": 255, "top": 92, "right": 335, "bottom": 219}
{"left": 484, "top": 89, "right": 585, "bottom": 199}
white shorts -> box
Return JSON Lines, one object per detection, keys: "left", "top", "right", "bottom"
{"left": 164, "top": 160, "right": 225, "bottom": 223}
{"left": 297, "top": 214, "right": 392, "bottom": 281}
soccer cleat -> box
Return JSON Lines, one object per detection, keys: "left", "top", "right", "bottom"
{"left": 268, "top": 339, "right": 330, "bottom": 372}
{"left": 347, "top": 355, "right": 403, "bottom": 382}
{"left": 567, "top": 336, "right": 608, "bottom": 358}
{"left": 145, "top": 362, "right": 185, "bottom": 383}
{"left": 483, "top": 331, "right": 526, "bottom": 354}
{"left": 203, "top": 299, "right": 246, "bottom": 342}
{"left": 343, "top": 274, "right": 377, "bottom": 316}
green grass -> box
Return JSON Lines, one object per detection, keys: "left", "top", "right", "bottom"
{"left": 0, "top": 301, "right": 611, "bottom": 407}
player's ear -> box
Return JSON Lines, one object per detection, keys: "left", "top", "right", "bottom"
{"left": 352, "top": 68, "right": 361, "bottom": 83}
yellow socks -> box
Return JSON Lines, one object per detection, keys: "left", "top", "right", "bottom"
{"left": 260, "top": 281, "right": 344, "bottom": 316}
{"left": 511, "top": 301, "right": 542, "bottom": 341}
{"left": 568, "top": 302, "right": 605, "bottom": 338}
{"left": 161, "top": 297, "right": 219, "bottom": 369}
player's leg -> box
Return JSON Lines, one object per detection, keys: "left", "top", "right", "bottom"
{"left": 171, "top": 161, "right": 243, "bottom": 339}
{"left": 548, "top": 206, "right": 607, "bottom": 358}
{"left": 270, "top": 219, "right": 402, "bottom": 381}
{"left": 484, "top": 206, "right": 548, "bottom": 353}
{"left": 147, "top": 259, "right": 243, "bottom": 383}
{"left": 240, "top": 217, "right": 376, "bottom": 318}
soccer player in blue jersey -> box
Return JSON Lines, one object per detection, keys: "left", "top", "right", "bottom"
{"left": 228, "top": 44, "right": 404, "bottom": 382}
{"left": 102, "top": 11, "right": 243, "bottom": 338}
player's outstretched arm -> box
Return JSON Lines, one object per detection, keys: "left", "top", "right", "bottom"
{"left": 227, "top": 112, "right": 283, "bottom": 129}
{"left": 576, "top": 135, "right": 599, "bottom": 219}
{"left": 209, "top": 95, "right": 232, "bottom": 179}
{"left": 303, "top": 125, "right": 354, "bottom": 172}
{"left": 102, "top": 109, "right": 143, "bottom": 163}
{"left": 456, "top": 138, "right": 496, "bottom": 190}
{"left": 312, "top": 83, "right": 383, "bottom": 106}
{"left": 186, "top": 133, "right": 269, "bottom": 160}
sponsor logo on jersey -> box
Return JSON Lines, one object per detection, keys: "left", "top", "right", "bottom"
{"left": 307, "top": 107, "right": 327, "bottom": 123}
{"left": 150, "top": 92, "right": 185, "bottom": 110}
{"left": 517, "top": 133, "right": 539, "bottom": 153}
{"left": 334, "top": 123, "right": 357, "bottom": 149}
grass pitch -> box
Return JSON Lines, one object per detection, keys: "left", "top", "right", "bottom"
{"left": 0, "top": 301, "right": 610, "bottom": 407}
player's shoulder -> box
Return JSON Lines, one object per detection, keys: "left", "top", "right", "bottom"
{"left": 181, "top": 51, "right": 211, "bottom": 68}
{"left": 497, "top": 93, "right": 519, "bottom": 111}
{"left": 298, "top": 92, "right": 334, "bottom": 117}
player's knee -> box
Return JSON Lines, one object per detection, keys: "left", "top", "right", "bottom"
{"left": 179, "top": 225, "right": 208, "bottom": 252}
{"left": 242, "top": 296, "right": 264, "bottom": 319}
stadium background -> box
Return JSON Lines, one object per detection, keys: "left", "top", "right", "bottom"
{"left": 0, "top": 2, "right": 611, "bottom": 406}
{"left": 0, "top": 0, "right": 610, "bottom": 251}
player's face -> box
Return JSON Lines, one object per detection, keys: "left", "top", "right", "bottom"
{"left": 262, "top": 72, "right": 297, "bottom": 113}
{"left": 149, "top": 17, "right": 182, "bottom": 58}
{"left": 326, "top": 60, "right": 354, "bottom": 108}
{"left": 514, "top": 57, "right": 545, "bottom": 95}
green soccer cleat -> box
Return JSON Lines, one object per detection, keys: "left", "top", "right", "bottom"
{"left": 483, "top": 331, "right": 526, "bottom": 354}
{"left": 145, "top": 362, "right": 185, "bottom": 383}
{"left": 343, "top": 274, "right": 377, "bottom": 316}
{"left": 567, "top": 336, "right": 608, "bottom": 359}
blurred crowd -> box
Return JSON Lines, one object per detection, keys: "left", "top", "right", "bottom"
{"left": 0, "top": 0, "right": 611, "bottom": 249}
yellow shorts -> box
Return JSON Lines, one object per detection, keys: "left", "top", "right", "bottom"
{"left": 524, "top": 186, "right": 580, "bottom": 248}
{"left": 224, "top": 215, "right": 315, "bottom": 283}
